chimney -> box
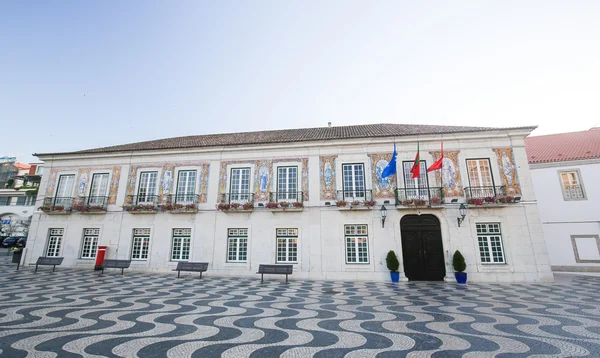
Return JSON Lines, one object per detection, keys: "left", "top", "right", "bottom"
{"left": 328, "top": 122, "right": 332, "bottom": 128}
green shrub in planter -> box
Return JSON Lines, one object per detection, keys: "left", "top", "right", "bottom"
{"left": 452, "top": 250, "right": 467, "bottom": 284}
{"left": 386, "top": 250, "right": 400, "bottom": 272}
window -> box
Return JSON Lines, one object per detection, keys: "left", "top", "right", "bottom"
{"left": 277, "top": 228, "right": 298, "bottom": 263}
{"left": 81, "top": 228, "right": 100, "bottom": 259}
{"left": 0, "top": 197, "right": 10, "bottom": 206}
{"left": 227, "top": 228, "right": 248, "bottom": 262}
{"left": 466, "top": 159, "right": 495, "bottom": 197}
{"left": 55, "top": 174, "right": 75, "bottom": 206}
{"left": 137, "top": 172, "right": 158, "bottom": 203}
{"left": 25, "top": 196, "right": 36, "bottom": 206}
{"left": 230, "top": 168, "right": 251, "bottom": 202}
{"left": 559, "top": 170, "right": 585, "bottom": 200}
{"left": 402, "top": 161, "right": 429, "bottom": 198}
{"left": 175, "top": 170, "right": 197, "bottom": 203}
{"left": 172, "top": 228, "right": 191, "bottom": 261}
{"left": 16, "top": 197, "right": 26, "bottom": 206}
{"left": 89, "top": 173, "right": 109, "bottom": 205}
{"left": 342, "top": 164, "right": 366, "bottom": 199}
{"left": 46, "top": 228, "right": 64, "bottom": 257}
{"left": 131, "top": 228, "right": 151, "bottom": 260}
{"left": 277, "top": 167, "right": 298, "bottom": 201}
{"left": 476, "top": 223, "right": 506, "bottom": 264}
{"left": 345, "top": 225, "right": 369, "bottom": 264}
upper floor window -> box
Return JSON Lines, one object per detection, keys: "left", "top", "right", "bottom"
{"left": 559, "top": 170, "right": 586, "bottom": 200}
{"left": 56, "top": 174, "right": 75, "bottom": 199}
{"left": 89, "top": 173, "right": 109, "bottom": 205}
{"left": 277, "top": 166, "right": 298, "bottom": 201}
{"left": 402, "top": 161, "right": 428, "bottom": 189}
{"left": 230, "top": 168, "right": 251, "bottom": 202}
{"left": 137, "top": 172, "right": 158, "bottom": 202}
{"left": 466, "top": 159, "right": 496, "bottom": 197}
{"left": 342, "top": 164, "right": 366, "bottom": 199}
{"left": 176, "top": 170, "right": 197, "bottom": 203}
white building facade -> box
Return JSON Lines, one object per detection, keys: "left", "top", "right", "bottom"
{"left": 526, "top": 129, "right": 600, "bottom": 272}
{"left": 25, "top": 124, "right": 552, "bottom": 282}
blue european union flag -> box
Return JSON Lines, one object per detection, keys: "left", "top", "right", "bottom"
{"left": 381, "top": 143, "right": 397, "bottom": 178}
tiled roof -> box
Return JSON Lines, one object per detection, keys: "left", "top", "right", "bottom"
{"left": 525, "top": 128, "right": 600, "bottom": 164}
{"left": 35, "top": 123, "right": 535, "bottom": 156}
{"left": 14, "top": 163, "right": 30, "bottom": 170}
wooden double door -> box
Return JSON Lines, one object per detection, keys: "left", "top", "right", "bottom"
{"left": 400, "top": 214, "right": 446, "bottom": 281}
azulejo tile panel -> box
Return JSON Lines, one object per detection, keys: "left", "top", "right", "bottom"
{"left": 493, "top": 148, "right": 521, "bottom": 196}
{"left": 254, "top": 160, "right": 272, "bottom": 202}
{"left": 368, "top": 153, "right": 396, "bottom": 199}
{"left": 45, "top": 166, "right": 122, "bottom": 205}
{"left": 430, "top": 150, "right": 464, "bottom": 197}
{"left": 320, "top": 155, "right": 337, "bottom": 200}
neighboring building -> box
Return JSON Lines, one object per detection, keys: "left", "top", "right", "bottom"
{"left": 526, "top": 128, "right": 600, "bottom": 273}
{"left": 26, "top": 123, "right": 552, "bottom": 282}
{"left": 0, "top": 160, "right": 43, "bottom": 238}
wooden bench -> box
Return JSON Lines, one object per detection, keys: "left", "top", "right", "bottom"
{"left": 35, "top": 257, "right": 64, "bottom": 273}
{"left": 257, "top": 264, "right": 293, "bottom": 282}
{"left": 100, "top": 259, "right": 131, "bottom": 275}
{"left": 172, "top": 262, "right": 209, "bottom": 278}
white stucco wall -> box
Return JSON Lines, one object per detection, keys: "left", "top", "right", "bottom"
{"left": 24, "top": 129, "right": 553, "bottom": 282}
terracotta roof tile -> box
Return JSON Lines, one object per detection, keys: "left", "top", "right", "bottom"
{"left": 525, "top": 128, "right": 600, "bottom": 164}
{"left": 35, "top": 123, "right": 535, "bottom": 156}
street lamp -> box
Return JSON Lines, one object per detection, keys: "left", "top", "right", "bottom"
{"left": 457, "top": 203, "right": 467, "bottom": 227}
{"left": 380, "top": 205, "right": 387, "bottom": 228}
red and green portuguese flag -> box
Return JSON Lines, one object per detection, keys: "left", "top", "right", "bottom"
{"left": 410, "top": 142, "right": 420, "bottom": 179}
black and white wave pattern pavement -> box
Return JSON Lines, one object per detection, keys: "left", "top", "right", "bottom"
{"left": 0, "top": 268, "right": 599, "bottom": 357}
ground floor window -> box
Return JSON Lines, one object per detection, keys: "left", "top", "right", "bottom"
{"left": 81, "top": 228, "right": 100, "bottom": 259}
{"left": 277, "top": 228, "right": 298, "bottom": 263}
{"left": 131, "top": 228, "right": 151, "bottom": 260}
{"left": 227, "top": 228, "right": 248, "bottom": 262}
{"left": 46, "top": 228, "right": 64, "bottom": 257}
{"left": 476, "top": 223, "right": 506, "bottom": 263}
{"left": 345, "top": 224, "right": 369, "bottom": 263}
{"left": 172, "top": 228, "right": 191, "bottom": 261}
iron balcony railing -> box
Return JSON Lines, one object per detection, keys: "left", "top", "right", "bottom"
{"left": 464, "top": 186, "right": 506, "bottom": 199}
{"left": 336, "top": 189, "right": 373, "bottom": 203}
{"left": 166, "top": 194, "right": 200, "bottom": 206}
{"left": 42, "top": 197, "right": 73, "bottom": 211}
{"left": 269, "top": 191, "right": 304, "bottom": 203}
{"left": 74, "top": 196, "right": 108, "bottom": 212}
{"left": 395, "top": 187, "right": 444, "bottom": 206}
{"left": 126, "top": 195, "right": 159, "bottom": 206}
{"left": 220, "top": 192, "right": 254, "bottom": 204}
{"left": 562, "top": 185, "right": 584, "bottom": 200}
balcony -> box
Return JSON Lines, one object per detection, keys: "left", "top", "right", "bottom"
{"left": 73, "top": 196, "right": 108, "bottom": 214}
{"left": 123, "top": 195, "right": 159, "bottom": 214}
{"left": 218, "top": 193, "right": 254, "bottom": 212}
{"left": 335, "top": 190, "right": 374, "bottom": 210}
{"left": 267, "top": 191, "right": 304, "bottom": 211}
{"left": 163, "top": 194, "right": 200, "bottom": 213}
{"left": 40, "top": 197, "right": 73, "bottom": 215}
{"left": 395, "top": 187, "right": 444, "bottom": 208}
{"left": 464, "top": 186, "right": 518, "bottom": 206}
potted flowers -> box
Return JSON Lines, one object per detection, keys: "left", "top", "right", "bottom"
{"left": 11, "top": 246, "right": 22, "bottom": 264}
{"left": 452, "top": 250, "right": 467, "bottom": 284}
{"left": 386, "top": 250, "right": 400, "bottom": 282}
{"left": 335, "top": 200, "right": 347, "bottom": 208}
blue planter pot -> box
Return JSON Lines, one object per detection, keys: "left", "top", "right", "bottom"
{"left": 455, "top": 272, "right": 467, "bottom": 284}
{"left": 390, "top": 272, "right": 400, "bottom": 282}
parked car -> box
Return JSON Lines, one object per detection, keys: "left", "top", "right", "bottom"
{"left": 16, "top": 237, "right": 27, "bottom": 248}
{"left": 1, "top": 237, "right": 24, "bottom": 247}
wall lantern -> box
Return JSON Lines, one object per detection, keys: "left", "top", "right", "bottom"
{"left": 457, "top": 203, "right": 467, "bottom": 227}
{"left": 380, "top": 205, "right": 387, "bottom": 228}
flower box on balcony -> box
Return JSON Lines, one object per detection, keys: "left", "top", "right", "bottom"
{"left": 466, "top": 196, "right": 516, "bottom": 208}
{"left": 266, "top": 201, "right": 304, "bottom": 212}
{"left": 161, "top": 203, "right": 198, "bottom": 214}
{"left": 39, "top": 206, "right": 71, "bottom": 215}
{"left": 123, "top": 204, "right": 159, "bottom": 214}
{"left": 217, "top": 203, "right": 254, "bottom": 213}
{"left": 73, "top": 204, "right": 107, "bottom": 214}
{"left": 337, "top": 200, "right": 374, "bottom": 211}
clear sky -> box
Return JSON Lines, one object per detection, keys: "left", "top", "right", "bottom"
{"left": 1, "top": 1, "right": 599, "bottom": 163}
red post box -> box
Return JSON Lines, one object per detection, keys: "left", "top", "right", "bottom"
{"left": 95, "top": 246, "right": 108, "bottom": 270}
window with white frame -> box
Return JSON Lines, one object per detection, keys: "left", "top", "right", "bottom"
{"left": 476, "top": 223, "right": 506, "bottom": 264}
{"left": 345, "top": 224, "right": 369, "bottom": 264}
{"left": 46, "top": 228, "right": 64, "bottom": 257}
{"left": 137, "top": 172, "right": 158, "bottom": 203}
{"left": 402, "top": 161, "right": 429, "bottom": 199}
{"left": 276, "top": 228, "right": 298, "bottom": 263}
{"left": 230, "top": 168, "right": 251, "bottom": 202}
{"left": 466, "top": 159, "right": 495, "bottom": 197}
{"left": 81, "top": 228, "right": 100, "bottom": 259}
{"left": 25, "top": 195, "right": 36, "bottom": 206}
{"left": 131, "top": 228, "right": 151, "bottom": 260}
{"left": 277, "top": 167, "right": 298, "bottom": 201}
{"left": 559, "top": 170, "right": 585, "bottom": 200}
{"left": 172, "top": 228, "right": 191, "bottom": 261}
{"left": 227, "top": 228, "right": 248, "bottom": 262}
{"left": 342, "top": 164, "right": 366, "bottom": 199}
{"left": 88, "top": 173, "right": 109, "bottom": 205}
{"left": 176, "top": 171, "right": 197, "bottom": 203}
{"left": 55, "top": 175, "right": 75, "bottom": 206}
